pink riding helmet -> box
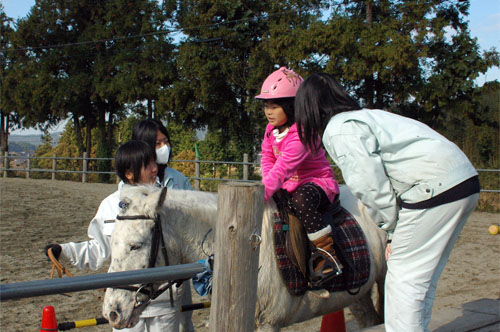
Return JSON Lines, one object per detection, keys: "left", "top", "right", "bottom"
{"left": 255, "top": 66, "right": 304, "bottom": 100}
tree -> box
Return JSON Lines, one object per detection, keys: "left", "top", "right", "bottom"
{"left": 309, "top": 0, "right": 498, "bottom": 126}
{"left": 31, "top": 130, "right": 55, "bottom": 179}
{"left": 9, "top": 0, "right": 176, "bottom": 181}
{"left": 0, "top": 6, "right": 17, "bottom": 153}
{"left": 160, "top": 0, "right": 322, "bottom": 164}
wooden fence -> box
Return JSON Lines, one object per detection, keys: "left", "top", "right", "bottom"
{"left": 1, "top": 152, "right": 257, "bottom": 190}
{"left": 1, "top": 152, "right": 499, "bottom": 193}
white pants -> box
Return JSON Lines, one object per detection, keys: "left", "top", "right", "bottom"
{"left": 115, "top": 312, "right": 179, "bottom": 332}
{"left": 113, "top": 282, "right": 195, "bottom": 332}
{"left": 384, "top": 193, "right": 479, "bottom": 332}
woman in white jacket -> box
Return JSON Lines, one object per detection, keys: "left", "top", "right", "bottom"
{"left": 45, "top": 140, "right": 194, "bottom": 332}
{"left": 294, "top": 73, "right": 480, "bottom": 332}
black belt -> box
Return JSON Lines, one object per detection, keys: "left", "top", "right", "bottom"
{"left": 401, "top": 176, "right": 480, "bottom": 210}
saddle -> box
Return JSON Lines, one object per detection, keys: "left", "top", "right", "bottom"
{"left": 272, "top": 190, "right": 370, "bottom": 296}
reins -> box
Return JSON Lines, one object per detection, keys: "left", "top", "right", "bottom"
{"left": 47, "top": 247, "right": 74, "bottom": 297}
{"left": 112, "top": 213, "right": 185, "bottom": 308}
{"left": 48, "top": 247, "right": 73, "bottom": 279}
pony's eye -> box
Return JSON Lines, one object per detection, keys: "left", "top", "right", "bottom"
{"left": 130, "top": 244, "right": 143, "bottom": 251}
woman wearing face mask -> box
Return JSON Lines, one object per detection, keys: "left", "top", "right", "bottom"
{"left": 132, "top": 119, "right": 193, "bottom": 190}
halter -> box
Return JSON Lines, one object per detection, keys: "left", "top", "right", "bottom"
{"left": 111, "top": 214, "right": 185, "bottom": 307}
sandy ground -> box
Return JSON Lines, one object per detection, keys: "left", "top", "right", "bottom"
{"left": 0, "top": 178, "right": 498, "bottom": 332}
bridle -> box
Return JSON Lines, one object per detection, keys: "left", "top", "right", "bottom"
{"left": 110, "top": 213, "right": 185, "bottom": 307}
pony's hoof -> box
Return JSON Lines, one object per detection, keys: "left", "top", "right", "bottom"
{"left": 308, "top": 289, "right": 330, "bottom": 299}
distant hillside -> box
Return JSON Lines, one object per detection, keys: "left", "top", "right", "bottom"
{"left": 8, "top": 142, "right": 38, "bottom": 155}
{"left": 8, "top": 132, "right": 61, "bottom": 154}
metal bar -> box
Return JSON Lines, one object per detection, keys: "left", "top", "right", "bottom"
{"left": 0, "top": 156, "right": 498, "bottom": 192}
{"left": 0, "top": 263, "right": 204, "bottom": 301}
{"left": 188, "top": 177, "right": 259, "bottom": 183}
{"left": 0, "top": 168, "right": 115, "bottom": 175}
{"left": 172, "top": 159, "right": 258, "bottom": 166}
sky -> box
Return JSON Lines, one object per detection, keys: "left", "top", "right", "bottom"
{"left": 3, "top": 0, "right": 499, "bottom": 135}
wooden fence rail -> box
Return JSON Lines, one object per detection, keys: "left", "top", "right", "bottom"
{"left": 1, "top": 152, "right": 258, "bottom": 189}
{"left": 1, "top": 152, "right": 499, "bottom": 192}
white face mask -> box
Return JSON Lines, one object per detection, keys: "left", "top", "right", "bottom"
{"left": 155, "top": 145, "right": 170, "bottom": 165}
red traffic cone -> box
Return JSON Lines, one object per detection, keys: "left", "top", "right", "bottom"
{"left": 41, "top": 305, "right": 58, "bottom": 332}
{"left": 320, "top": 310, "right": 346, "bottom": 332}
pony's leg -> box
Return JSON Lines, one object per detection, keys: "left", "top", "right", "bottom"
{"left": 348, "top": 291, "right": 382, "bottom": 328}
{"left": 255, "top": 324, "right": 280, "bottom": 332}
{"left": 376, "top": 275, "right": 385, "bottom": 321}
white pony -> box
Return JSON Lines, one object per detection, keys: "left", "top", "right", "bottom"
{"left": 103, "top": 185, "right": 387, "bottom": 331}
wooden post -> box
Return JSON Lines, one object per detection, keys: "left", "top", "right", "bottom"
{"left": 82, "top": 152, "right": 88, "bottom": 183}
{"left": 243, "top": 153, "right": 249, "bottom": 181}
{"left": 209, "top": 182, "right": 264, "bottom": 332}
{"left": 195, "top": 156, "right": 200, "bottom": 190}
{"left": 3, "top": 152, "right": 8, "bottom": 178}
{"left": 51, "top": 154, "right": 57, "bottom": 180}
{"left": 26, "top": 155, "right": 31, "bottom": 179}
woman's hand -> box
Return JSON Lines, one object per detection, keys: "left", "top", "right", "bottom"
{"left": 44, "top": 243, "right": 62, "bottom": 260}
{"left": 385, "top": 243, "right": 392, "bottom": 261}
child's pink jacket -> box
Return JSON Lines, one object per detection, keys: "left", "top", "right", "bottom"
{"left": 261, "top": 123, "right": 339, "bottom": 202}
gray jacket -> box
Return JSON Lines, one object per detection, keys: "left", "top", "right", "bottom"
{"left": 323, "top": 109, "right": 477, "bottom": 234}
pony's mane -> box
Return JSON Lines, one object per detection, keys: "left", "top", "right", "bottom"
{"left": 164, "top": 188, "right": 218, "bottom": 212}
{"left": 120, "top": 184, "right": 158, "bottom": 201}
{"left": 120, "top": 184, "right": 217, "bottom": 210}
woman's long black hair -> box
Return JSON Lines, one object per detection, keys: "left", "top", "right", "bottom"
{"left": 295, "top": 73, "right": 360, "bottom": 152}
{"left": 132, "top": 119, "right": 172, "bottom": 156}
{"left": 132, "top": 119, "right": 171, "bottom": 181}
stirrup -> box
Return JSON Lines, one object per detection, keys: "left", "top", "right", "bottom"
{"left": 308, "top": 248, "right": 343, "bottom": 286}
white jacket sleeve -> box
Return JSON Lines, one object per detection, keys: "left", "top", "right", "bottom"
{"left": 324, "top": 121, "right": 399, "bottom": 232}
{"left": 60, "top": 192, "right": 118, "bottom": 270}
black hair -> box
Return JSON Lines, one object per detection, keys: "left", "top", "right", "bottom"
{"left": 132, "top": 119, "right": 172, "bottom": 160}
{"left": 265, "top": 97, "right": 296, "bottom": 127}
{"left": 295, "top": 73, "right": 361, "bottom": 152}
{"left": 115, "top": 140, "right": 156, "bottom": 184}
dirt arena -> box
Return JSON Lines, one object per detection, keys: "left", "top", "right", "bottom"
{"left": 1, "top": 178, "right": 498, "bottom": 331}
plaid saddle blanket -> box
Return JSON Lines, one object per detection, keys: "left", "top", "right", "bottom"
{"left": 272, "top": 207, "right": 371, "bottom": 296}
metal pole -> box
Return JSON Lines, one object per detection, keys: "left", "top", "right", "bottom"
{"left": 0, "top": 263, "right": 204, "bottom": 301}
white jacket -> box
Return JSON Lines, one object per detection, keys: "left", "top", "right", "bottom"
{"left": 60, "top": 168, "right": 194, "bottom": 318}
{"left": 61, "top": 190, "right": 118, "bottom": 270}
{"left": 322, "top": 109, "right": 477, "bottom": 233}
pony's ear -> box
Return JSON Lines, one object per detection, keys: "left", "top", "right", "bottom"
{"left": 155, "top": 187, "right": 168, "bottom": 212}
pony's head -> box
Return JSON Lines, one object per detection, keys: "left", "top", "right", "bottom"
{"left": 102, "top": 184, "right": 176, "bottom": 329}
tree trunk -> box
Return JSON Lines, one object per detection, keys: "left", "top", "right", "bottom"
{"left": 0, "top": 111, "right": 8, "bottom": 153}
{"left": 96, "top": 104, "right": 110, "bottom": 183}
{"left": 364, "top": 0, "right": 375, "bottom": 108}
{"left": 366, "top": 0, "right": 373, "bottom": 26}
{"left": 73, "top": 116, "right": 86, "bottom": 155}
{"left": 86, "top": 122, "right": 92, "bottom": 156}
{"left": 148, "top": 98, "right": 153, "bottom": 119}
